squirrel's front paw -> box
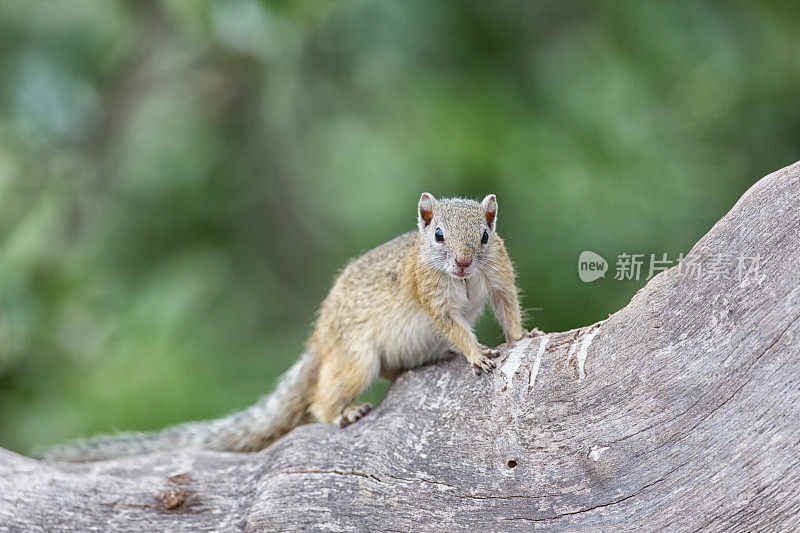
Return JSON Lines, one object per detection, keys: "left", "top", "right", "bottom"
{"left": 524, "top": 327, "right": 545, "bottom": 338}
{"left": 471, "top": 347, "right": 500, "bottom": 376}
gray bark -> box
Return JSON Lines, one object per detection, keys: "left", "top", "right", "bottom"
{"left": 2, "top": 161, "right": 800, "bottom": 532}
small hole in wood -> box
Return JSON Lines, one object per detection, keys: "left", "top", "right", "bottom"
{"left": 507, "top": 460, "right": 517, "bottom": 468}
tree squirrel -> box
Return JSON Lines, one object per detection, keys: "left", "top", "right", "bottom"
{"left": 41, "top": 193, "right": 530, "bottom": 461}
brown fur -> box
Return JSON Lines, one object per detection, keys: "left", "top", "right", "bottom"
{"left": 41, "top": 194, "right": 529, "bottom": 461}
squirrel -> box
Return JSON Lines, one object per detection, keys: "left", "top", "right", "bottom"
{"left": 41, "top": 193, "right": 531, "bottom": 461}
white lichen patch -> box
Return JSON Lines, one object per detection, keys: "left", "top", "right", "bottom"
{"left": 528, "top": 334, "right": 550, "bottom": 391}
{"left": 576, "top": 328, "right": 600, "bottom": 380}
{"left": 500, "top": 336, "right": 535, "bottom": 388}
{"left": 589, "top": 445, "right": 609, "bottom": 462}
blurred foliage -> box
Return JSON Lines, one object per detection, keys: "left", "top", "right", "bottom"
{"left": 0, "top": 0, "right": 798, "bottom": 454}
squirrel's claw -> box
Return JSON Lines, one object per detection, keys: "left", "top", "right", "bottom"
{"left": 524, "top": 327, "right": 545, "bottom": 338}
{"left": 471, "top": 350, "right": 498, "bottom": 375}
{"left": 471, "top": 360, "right": 493, "bottom": 375}
{"left": 337, "top": 403, "right": 373, "bottom": 428}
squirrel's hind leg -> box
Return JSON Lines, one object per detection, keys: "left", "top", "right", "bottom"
{"left": 309, "top": 340, "right": 379, "bottom": 426}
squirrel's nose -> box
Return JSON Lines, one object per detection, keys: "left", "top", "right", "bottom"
{"left": 455, "top": 257, "right": 472, "bottom": 269}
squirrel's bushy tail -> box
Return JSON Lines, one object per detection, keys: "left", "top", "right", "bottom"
{"left": 39, "top": 351, "right": 318, "bottom": 462}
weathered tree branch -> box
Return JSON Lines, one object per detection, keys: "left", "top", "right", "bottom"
{"left": 2, "top": 162, "right": 799, "bottom": 532}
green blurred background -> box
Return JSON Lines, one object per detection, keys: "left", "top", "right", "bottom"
{"left": 0, "top": 0, "right": 798, "bottom": 455}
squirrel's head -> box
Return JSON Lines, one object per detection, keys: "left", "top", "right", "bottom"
{"left": 417, "top": 193, "right": 498, "bottom": 279}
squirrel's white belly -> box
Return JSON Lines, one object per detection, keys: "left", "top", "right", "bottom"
{"left": 379, "top": 275, "right": 490, "bottom": 370}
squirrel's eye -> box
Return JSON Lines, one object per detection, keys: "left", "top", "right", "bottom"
{"left": 434, "top": 228, "right": 444, "bottom": 242}
{"left": 481, "top": 230, "right": 489, "bottom": 244}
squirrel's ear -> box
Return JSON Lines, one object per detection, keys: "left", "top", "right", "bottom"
{"left": 482, "top": 194, "right": 497, "bottom": 231}
{"left": 418, "top": 193, "right": 436, "bottom": 229}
